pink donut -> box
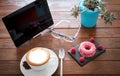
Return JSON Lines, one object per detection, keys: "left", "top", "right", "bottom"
{"left": 79, "top": 41, "right": 96, "bottom": 57}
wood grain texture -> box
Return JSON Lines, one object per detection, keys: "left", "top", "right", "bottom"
{"left": 0, "top": 0, "right": 120, "bottom": 76}
{"left": 0, "top": 61, "right": 119, "bottom": 74}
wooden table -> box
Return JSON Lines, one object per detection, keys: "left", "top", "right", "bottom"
{"left": 0, "top": 0, "right": 120, "bottom": 76}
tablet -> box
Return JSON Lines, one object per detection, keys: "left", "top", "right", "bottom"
{"left": 2, "top": 0, "right": 54, "bottom": 47}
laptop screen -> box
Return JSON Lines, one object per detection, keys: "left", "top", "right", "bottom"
{"left": 2, "top": 0, "right": 54, "bottom": 47}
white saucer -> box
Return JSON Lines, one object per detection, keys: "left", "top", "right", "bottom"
{"left": 20, "top": 48, "right": 59, "bottom": 76}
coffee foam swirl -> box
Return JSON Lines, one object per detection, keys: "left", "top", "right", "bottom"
{"left": 29, "top": 49, "right": 48, "bottom": 64}
{"left": 26, "top": 47, "right": 50, "bottom": 66}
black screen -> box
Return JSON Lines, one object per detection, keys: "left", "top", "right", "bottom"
{"left": 2, "top": 0, "right": 54, "bottom": 47}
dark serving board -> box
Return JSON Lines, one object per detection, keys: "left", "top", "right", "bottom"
{"left": 68, "top": 39, "right": 106, "bottom": 66}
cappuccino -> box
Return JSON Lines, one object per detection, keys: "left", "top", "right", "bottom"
{"left": 26, "top": 47, "right": 50, "bottom": 70}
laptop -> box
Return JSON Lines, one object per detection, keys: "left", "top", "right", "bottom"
{"left": 2, "top": 0, "right": 54, "bottom": 47}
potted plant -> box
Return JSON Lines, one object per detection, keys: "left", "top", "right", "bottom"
{"left": 71, "top": 0, "right": 116, "bottom": 28}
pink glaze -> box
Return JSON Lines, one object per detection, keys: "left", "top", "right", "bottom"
{"left": 79, "top": 41, "right": 96, "bottom": 57}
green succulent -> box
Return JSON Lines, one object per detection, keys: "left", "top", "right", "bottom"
{"left": 71, "top": 0, "right": 116, "bottom": 24}
{"left": 71, "top": 6, "right": 80, "bottom": 18}
{"left": 83, "top": 0, "right": 99, "bottom": 11}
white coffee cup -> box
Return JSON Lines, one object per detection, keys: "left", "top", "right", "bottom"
{"left": 26, "top": 47, "right": 50, "bottom": 70}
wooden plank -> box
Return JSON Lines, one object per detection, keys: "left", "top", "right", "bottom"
{"left": 0, "top": 34, "right": 120, "bottom": 49}
{"left": 0, "top": 74, "right": 23, "bottom": 76}
{"left": 29, "top": 36, "right": 120, "bottom": 49}
{"left": 0, "top": 22, "right": 10, "bottom": 38}
{"left": 0, "top": 61, "right": 21, "bottom": 74}
{"left": 65, "top": 49, "right": 120, "bottom": 61}
{"left": 0, "top": 74, "right": 120, "bottom": 76}
{"left": 0, "top": 0, "right": 120, "bottom": 5}
{"left": 1, "top": 19, "right": 120, "bottom": 31}
{"left": 0, "top": 6, "right": 20, "bottom": 11}
{"left": 79, "top": 28, "right": 120, "bottom": 38}
{"left": 49, "top": 28, "right": 120, "bottom": 38}
{"left": 53, "top": 74, "right": 120, "bottom": 76}
{"left": 0, "top": 48, "right": 120, "bottom": 61}
{"left": 103, "top": 0, "right": 120, "bottom": 4}
{"left": 0, "top": 1, "right": 120, "bottom": 12}
{"left": 0, "top": 23, "right": 120, "bottom": 38}
{"left": 0, "top": 39, "right": 16, "bottom": 48}
{"left": 49, "top": 5, "right": 120, "bottom": 12}
{"left": 51, "top": 11, "right": 120, "bottom": 20}
{"left": 48, "top": 0, "right": 120, "bottom": 11}
{"left": 106, "top": 5, "right": 120, "bottom": 11}
{"left": 63, "top": 61, "right": 120, "bottom": 74}
{"left": 0, "top": 60, "right": 120, "bottom": 74}
{"left": 72, "top": 38, "right": 120, "bottom": 49}
{"left": 25, "top": 36, "right": 120, "bottom": 49}
{"left": 1, "top": 20, "right": 120, "bottom": 31}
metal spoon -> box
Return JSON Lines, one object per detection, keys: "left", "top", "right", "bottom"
{"left": 59, "top": 48, "right": 65, "bottom": 76}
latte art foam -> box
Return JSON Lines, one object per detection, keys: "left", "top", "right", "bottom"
{"left": 29, "top": 49, "right": 48, "bottom": 64}
{"left": 26, "top": 47, "right": 50, "bottom": 66}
